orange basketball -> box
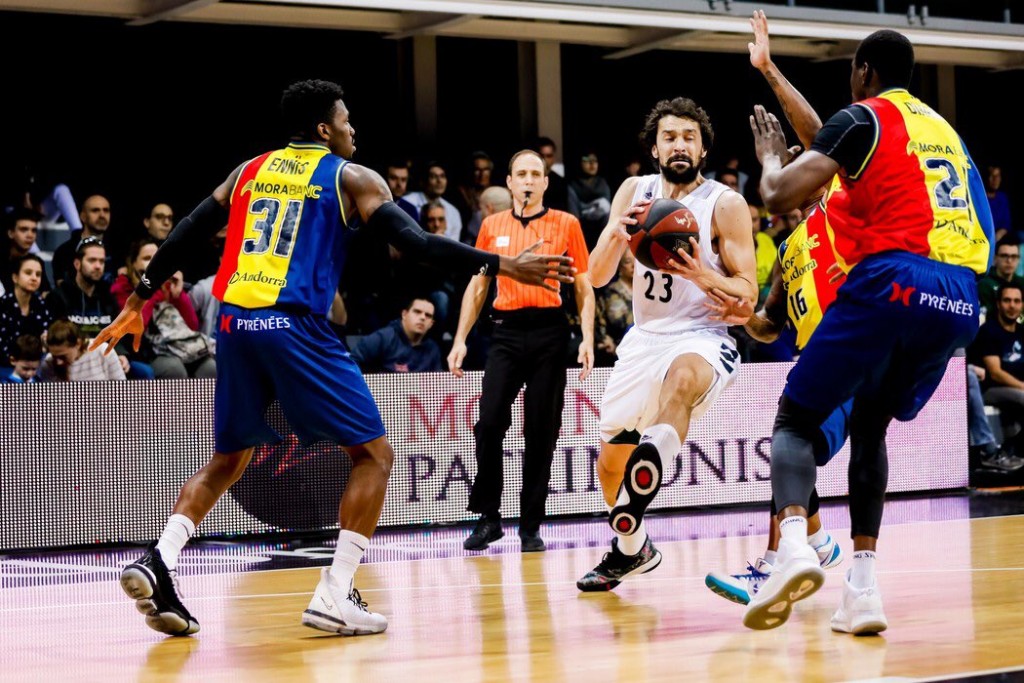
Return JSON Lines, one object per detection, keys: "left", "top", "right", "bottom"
{"left": 628, "top": 198, "right": 699, "bottom": 271}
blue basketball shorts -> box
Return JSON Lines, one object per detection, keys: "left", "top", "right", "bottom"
{"left": 785, "top": 250, "right": 979, "bottom": 423}
{"left": 213, "top": 303, "right": 386, "bottom": 453}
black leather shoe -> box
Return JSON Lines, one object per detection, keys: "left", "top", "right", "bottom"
{"left": 464, "top": 516, "right": 504, "bottom": 550}
{"left": 520, "top": 532, "right": 546, "bottom": 553}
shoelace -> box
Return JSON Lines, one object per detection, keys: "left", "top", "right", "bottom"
{"left": 733, "top": 562, "right": 770, "bottom": 581}
{"left": 348, "top": 588, "right": 370, "bottom": 613}
{"left": 169, "top": 569, "right": 185, "bottom": 597}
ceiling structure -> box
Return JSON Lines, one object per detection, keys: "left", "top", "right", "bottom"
{"left": 3, "top": 0, "right": 1024, "bottom": 69}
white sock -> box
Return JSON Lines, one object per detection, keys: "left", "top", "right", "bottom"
{"left": 779, "top": 516, "right": 808, "bottom": 547}
{"left": 850, "top": 550, "right": 876, "bottom": 589}
{"left": 330, "top": 530, "right": 369, "bottom": 590}
{"left": 640, "top": 423, "right": 682, "bottom": 460}
{"left": 807, "top": 528, "right": 829, "bottom": 548}
{"left": 617, "top": 521, "right": 647, "bottom": 556}
{"left": 155, "top": 514, "right": 195, "bottom": 571}
{"left": 763, "top": 550, "right": 778, "bottom": 565}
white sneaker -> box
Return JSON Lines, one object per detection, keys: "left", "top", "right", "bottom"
{"left": 814, "top": 533, "right": 844, "bottom": 569}
{"left": 831, "top": 570, "right": 888, "bottom": 635}
{"left": 743, "top": 538, "right": 825, "bottom": 630}
{"left": 301, "top": 568, "right": 388, "bottom": 636}
{"left": 705, "top": 557, "right": 773, "bottom": 606}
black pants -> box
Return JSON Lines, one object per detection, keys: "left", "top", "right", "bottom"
{"left": 467, "top": 313, "right": 569, "bottom": 536}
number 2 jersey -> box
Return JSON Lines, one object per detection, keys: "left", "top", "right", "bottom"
{"left": 213, "top": 142, "right": 353, "bottom": 314}
{"left": 810, "top": 88, "right": 990, "bottom": 275}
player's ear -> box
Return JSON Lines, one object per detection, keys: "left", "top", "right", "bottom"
{"left": 317, "top": 122, "right": 330, "bottom": 141}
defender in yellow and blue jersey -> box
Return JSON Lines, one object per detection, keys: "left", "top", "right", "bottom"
{"left": 93, "top": 80, "right": 576, "bottom": 641}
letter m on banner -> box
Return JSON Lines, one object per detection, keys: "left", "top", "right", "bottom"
{"left": 407, "top": 394, "right": 458, "bottom": 441}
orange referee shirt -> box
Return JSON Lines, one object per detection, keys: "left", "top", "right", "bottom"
{"left": 475, "top": 208, "right": 589, "bottom": 311}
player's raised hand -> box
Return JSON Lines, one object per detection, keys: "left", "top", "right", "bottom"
{"left": 501, "top": 240, "right": 576, "bottom": 292}
{"left": 748, "top": 10, "right": 772, "bottom": 72}
{"left": 705, "top": 288, "right": 755, "bottom": 325}
{"left": 751, "top": 105, "right": 801, "bottom": 166}
{"left": 89, "top": 294, "right": 145, "bottom": 354}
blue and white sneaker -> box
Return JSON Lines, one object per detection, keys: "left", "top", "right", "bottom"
{"left": 705, "top": 557, "right": 773, "bottom": 606}
{"left": 813, "top": 534, "right": 844, "bottom": 570}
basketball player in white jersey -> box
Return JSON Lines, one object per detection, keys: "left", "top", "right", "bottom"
{"left": 578, "top": 98, "right": 757, "bottom": 591}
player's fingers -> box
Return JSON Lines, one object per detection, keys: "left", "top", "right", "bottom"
{"left": 523, "top": 240, "right": 543, "bottom": 254}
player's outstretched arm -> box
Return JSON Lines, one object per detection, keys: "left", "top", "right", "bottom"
{"left": 89, "top": 164, "right": 243, "bottom": 355}
{"left": 749, "top": 10, "right": 823, "bottom": 150}
{"left": 589, "top": 177, "right": 643, "bottom": 288}
{"left": 348, "top": 165, "right": 575, "bottom": 290}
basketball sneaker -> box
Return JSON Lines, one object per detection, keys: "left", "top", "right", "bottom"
{"left": 120, "top": 543, "right": 200, "bottom": 636}
{"left": 301, "top": 568, "right": 388, "bottom": 636}
{"left": 830, "top": 570, "right": 888, "bottom": 635}
{"left": 608, "top": 443, "right": 662, "bottom": 537}
{"left": 577, "top": 537, "right": 662, "bottom": 592}
{"left": 742, "top": 538, "right": 824, "bottom": 630}
{"left": 705, "top": 557, "right": 773, "bottom": 605}
{"left": 813, "top": 533, "right": 844, "bottom": 569}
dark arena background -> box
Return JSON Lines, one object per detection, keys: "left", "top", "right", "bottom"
{"left": 3, "top": 2, "right": 1024, "bottom": 681}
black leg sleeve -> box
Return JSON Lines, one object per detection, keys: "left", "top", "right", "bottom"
{"left": 771, "top": 394, "right": 830, "bottom": 514}
{"left": 848, "top": 397, "right": 892, "bottom": 539}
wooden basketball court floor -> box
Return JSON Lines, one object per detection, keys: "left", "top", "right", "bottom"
{"left": 3, "top": 502, "right": 1024, "bottom": 682}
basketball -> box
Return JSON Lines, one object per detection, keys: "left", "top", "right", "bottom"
{"left": 627, "top": 198, "right": 699, "bottom": 271}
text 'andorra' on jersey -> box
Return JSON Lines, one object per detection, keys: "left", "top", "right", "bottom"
{"left": 213, "top": 142, "right": 354, "bottom": 315}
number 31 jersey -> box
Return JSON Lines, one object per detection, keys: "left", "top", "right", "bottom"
{"left": 213, "top": 142, "right": 353, "bottom": 314}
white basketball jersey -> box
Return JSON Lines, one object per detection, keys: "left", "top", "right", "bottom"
{"left": 630, "top": 174, "right": 731, "bottom": 335}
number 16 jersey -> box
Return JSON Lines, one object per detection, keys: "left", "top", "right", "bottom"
{"left": 213, "top": 142, "right": 353, "bottom": 315}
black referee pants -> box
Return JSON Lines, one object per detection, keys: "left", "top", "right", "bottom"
{"left": 467, "top": 314, "right": 569, "bottom": 536}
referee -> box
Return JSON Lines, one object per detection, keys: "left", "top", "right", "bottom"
{"left": 448, "top": 149, "right": 594, "bottom": 553}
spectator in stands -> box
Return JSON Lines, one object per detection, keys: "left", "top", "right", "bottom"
{"left": 706, "top": 155, "right": 749, "bottom": 196}
{"left": 38, "top": 319, "right": 125, "bottom": 381}
{"left": 978, "top": 239, "right": 1024, "bottom": 319}
{"left": 714, "top": 167, "right": 742, "bottom": 193}
{"left": 350, "top": 297, "right": 443, "bottom": 373}
{"left": 52, "top": 195, "right": 115, "bottom": 285}
{"left": 188, "top": 227, "right": 226, "bottom": 340}
{"left": 765, "top": 208, "right": 802, "bottom": 246}
{"left": 966, "top": 361, "right": 1021, "bottom": 471}
{"left": 751, "top": 203, "right": 776, "bottom": 302}
{"left": 3, "top": 334, "right": 43, "bottom": 383}
{"left": 112, "top": 239, "right": 215, "bottom": 379}
{"left": 4, "top": 207, "right": 50, "bottom": 295}
{"left": 454, "top": 151, "right": 494, "bottom": 229}
{"left": 465, "top": 186, "right": 512, "bottom": 246}
{"left": 569, "top": 150, "right": 612, "bottom": 250}
{"left": 403, "top": 162, "right": 463, "bottom": 241}
{"left": 986, "top": 165, "right": 1012, "bottom": 241}
{"left": 46, "top": 237, "right": 153, "bottom": 379}
{"left": 143, "top": 203, "right": 175, "bottom": 244}
{"left": 534, "top": 137, "right": 571, "bottom": 212}
{"left": 970, "top": 283, "right": 1024, "bottom": 463}
{"left": 386, "top": 160, "right": 418, "bottom": 220}
{"left": 0, "top": 255, "right": 52, "bottom": 357}
{"left": 393, "top": 200, "right": 456, "bottom": 324}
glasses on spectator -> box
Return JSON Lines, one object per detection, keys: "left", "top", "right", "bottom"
{"left": 76, "top": 236, "right": 104, "bottom": 251}
{"left": 152, "top": 213, "right": 174, "bottom": 222}
{"left": 581, "top": 156, "right": 598, "bottom": 163}
{"left": 997, "top": 253, "right": 1020, "bottom": 260}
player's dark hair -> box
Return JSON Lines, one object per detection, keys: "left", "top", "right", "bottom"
{"left": 281, "top": 79, "right": 346, "bottom": 140}
{"left": 10, "top": 334, "right": 43, "bottom": 362}
{"left": 855, "top": 30, "right": 915, "bottom": 90}
{"left": 640, "top": 97, "right": 715, "bottom": 154}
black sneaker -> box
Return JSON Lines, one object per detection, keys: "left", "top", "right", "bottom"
{"left": 577, "top": 537, "right": 662, "bottom": 592}
{"left": 520, "top": 531, "right": 546, "bottom": 553}
{"left": 120, "top": 543, "right": 200, "bottom": 636}
{"left": 980, "top": 449, "right": 1024, "bottom": 471}
{"left": 463, "top": 515, "right": 504, "bottom": 551}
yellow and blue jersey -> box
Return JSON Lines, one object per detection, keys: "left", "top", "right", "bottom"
{"left": 213, "top": 142, "right": 352, "bottom": 315}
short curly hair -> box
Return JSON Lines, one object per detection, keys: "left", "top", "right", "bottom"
{"left": 280, "top": 79, "right": 346, "bottom": 140}
{"left": 639, "top": 97, "right": 714, "bottom": 155}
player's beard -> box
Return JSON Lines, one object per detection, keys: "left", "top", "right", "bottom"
{"left": 660, "top": 155, "right": 702, "bottom": 185}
